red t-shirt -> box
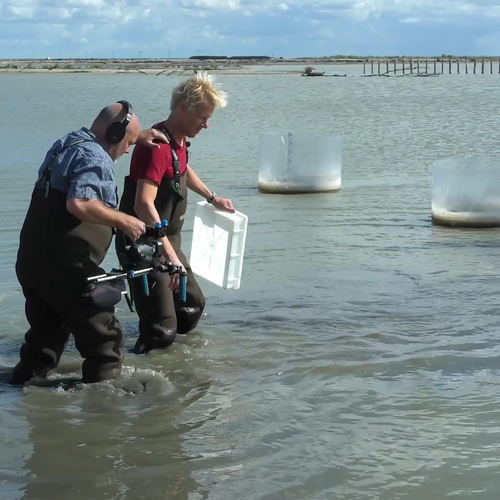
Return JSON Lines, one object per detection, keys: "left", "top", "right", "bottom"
{"left": 129, "top": 123, "right": 188, "bottom": 185}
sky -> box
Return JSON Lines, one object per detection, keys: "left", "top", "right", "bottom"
{"left": 1, "top": 0, "right": 499, "bottom": 59}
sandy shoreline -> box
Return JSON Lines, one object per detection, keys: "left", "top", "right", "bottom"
{"left": 2, "top": 56, "right": 496, "bottom": 75}
{"left": 0, "top": 57, "right": 373, "bottom": 75}
{"left": 0, "top": 67, "right": 300, "bottom": 75}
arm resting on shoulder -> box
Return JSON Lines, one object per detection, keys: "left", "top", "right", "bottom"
{"left": 136, "top": 129, "right": 169, "bottom": 150}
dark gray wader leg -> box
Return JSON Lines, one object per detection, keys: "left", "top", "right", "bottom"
{"left": 67, "top": 304, "right": 125, "bottom": 383}
{"left": 114, "top": 231, "right": 176, "bottom": 355}
{"left": 117, "top": 235, "right": 205, "bottom": 355}
{"left": 129, "top": 270, "right": 178, "bottom": 355}
{"left": 173, "top": 242, "right": 206, "bottom": 335}
{"left": 10, "top": 271, "right": 125, "bottom": 385}
{"left": 10, "top": 286, "right": 71, "bottom": 385}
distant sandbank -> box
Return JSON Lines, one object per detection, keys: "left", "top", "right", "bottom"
{"left": 0, "top": 57, "right": 372, "bottom": 76}
{"left": 2, "top": 56, "right": 496, "bottom": 76}
{"left": 0, "top": 66, "right": 297, "bottom": 76}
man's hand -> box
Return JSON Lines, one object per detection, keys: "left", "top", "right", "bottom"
{"left": 120, "top": 215, "right": 146, "bottom": 241}
{"left": 212, "top": 197, "right": 236, "bottom": 213}
{"left": 167, "top": 260, "right": 183, "bottom": 292}
{"left": 136, "top": 129, "right": 169, "bottom": 149}
{"left": 161, "top": 245, "right": 184, "bottom": 291}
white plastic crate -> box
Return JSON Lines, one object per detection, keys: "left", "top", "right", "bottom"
{"left": 189, "top": 202, "right": 248, "bottom": 289}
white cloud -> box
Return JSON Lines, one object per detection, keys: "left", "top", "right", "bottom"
{"left": 7, "top": 5, "right": 35, "bottom": 18}
{"left": 1, "top": 0, "right": 499, "bottom": 58}
{"left": 66, "top": 0, "right": 105, "bottom": 6}
{"left": 200, "top": 24, "right": 225, "bottom": 40}
{"left": 400, "top": 16, "right": 420, "bottom": 23}
{"left": 319, "top": 27, "right": 336, "bottom": 38}
{"left": 180, "top": 0, "right": 240, "bottom": 9}
{"left": 240, "top": 37, "right": 260, "bottom": 45}
{"left": 2, "top": 0, "right": 500, "bottom": 24}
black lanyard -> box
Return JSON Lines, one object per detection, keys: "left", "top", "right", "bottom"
{"left": 155, "top": 126, "right": 181, "bottom": 193}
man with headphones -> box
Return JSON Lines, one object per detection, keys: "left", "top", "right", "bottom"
{"left": 10, "top": 101, "right": 163, "bottom": 386}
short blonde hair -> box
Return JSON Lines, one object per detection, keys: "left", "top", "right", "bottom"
{"left": 170, "top": 71, "right": 227, "bottom": 111}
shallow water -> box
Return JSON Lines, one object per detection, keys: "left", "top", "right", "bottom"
{"left": 2, "top": 68, "right": 500, "bottom": 499}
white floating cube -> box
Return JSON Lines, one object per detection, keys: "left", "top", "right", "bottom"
{"left": 258, "top": 131, "right": 343, "bottom": 194}
{"left": 432, "top": 156, "right": 500, "bottom": 227}
{"left": 189, "top": 202, "right": 248, "bottom": 289}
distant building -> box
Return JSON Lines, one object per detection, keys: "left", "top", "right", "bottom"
{"left": 229, "top": 56, "right": 271, "bottom": 61}
{"left": 189, "top": 55, "right": 271, "bottom": 61}
{"left": 189, "top": 56, "right": 228, "bottom": 60}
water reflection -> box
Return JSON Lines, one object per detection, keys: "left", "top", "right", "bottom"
{"left": 16, "top": 368, "right": 211, "bottom": 500}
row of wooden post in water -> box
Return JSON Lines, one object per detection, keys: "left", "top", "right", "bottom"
{"left": 363, "top": 58, "right": 500, "bottom": 76}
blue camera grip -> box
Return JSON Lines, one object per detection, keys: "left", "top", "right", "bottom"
{"left": 179, "top": 274, "right": 186, "bottom": 302}
{"left": 140, "top": 275, "right": 149, "bottom": 296}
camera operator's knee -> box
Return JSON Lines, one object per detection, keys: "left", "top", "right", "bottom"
{"left": 80, "top": 282, "right": 124, "bottom": 311}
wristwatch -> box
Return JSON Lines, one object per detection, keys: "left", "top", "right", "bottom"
{"left": 206, "top": 191, "right": 217, "bottom": 204}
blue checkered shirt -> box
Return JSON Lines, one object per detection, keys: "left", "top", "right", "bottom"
{"left": 35, "top": 127, "right": 118, "bottom": 208}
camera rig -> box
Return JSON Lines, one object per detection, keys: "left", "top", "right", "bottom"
{"left": 86, "top": 220, "right": 187, "bottom": 312}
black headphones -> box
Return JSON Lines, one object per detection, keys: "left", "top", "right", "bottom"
{"left": 105, "top": 100, "right": 133, "bottom": 144}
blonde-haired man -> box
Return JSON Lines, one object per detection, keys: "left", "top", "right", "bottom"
{"left": 116, "top": 72, "right": 235, "bottom": 354}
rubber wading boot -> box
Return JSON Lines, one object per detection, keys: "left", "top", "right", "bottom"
{"left": 9, "top": 360, "right": 53, "bottom": 385}
{"left": 131, "top": 327, "right": 177, "bottom": 355}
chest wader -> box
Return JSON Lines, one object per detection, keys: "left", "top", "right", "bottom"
{"left": 10, "top": 140, "right": 126, "bottom": 386}
{"left": 116, "top": 129, "right": 205, "bottom": 355}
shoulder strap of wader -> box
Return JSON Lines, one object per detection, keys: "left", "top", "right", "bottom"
{"left": 36, "top": 138, "right": 95, "bottom": 198}
{"left": 154, "top": 125, "right": 190, "bottom": 193}
{"left": 152, "top": 124, "right": 190, "bottom": 223}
